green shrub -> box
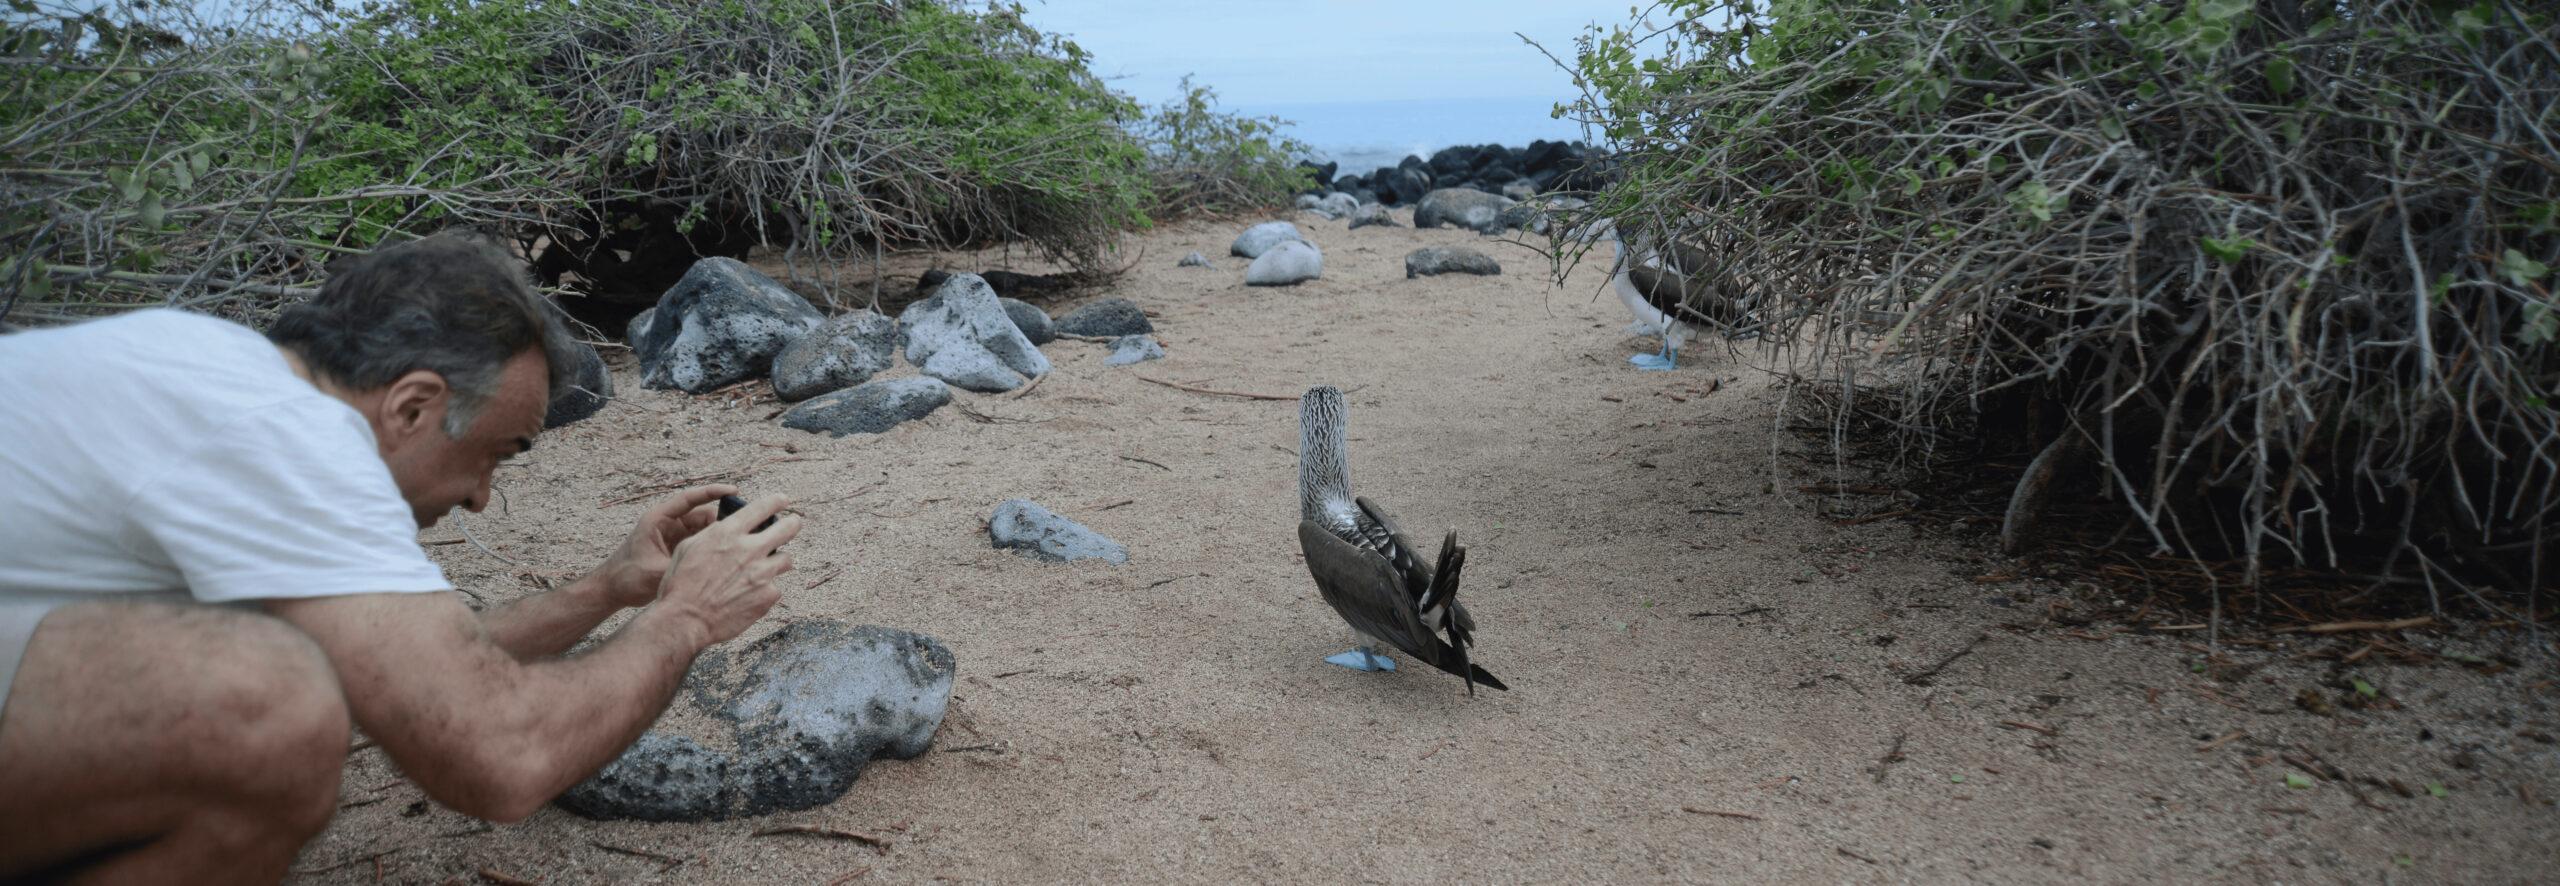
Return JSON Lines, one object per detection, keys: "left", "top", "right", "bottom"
{"left": 1562, "top": 0, "right": 2559, "bottom": 607}
{"left": 1140, "top": 76, "right": 1313, "bottom": 219}
{"left": 2, "top": 0, "right": 1302, "bottom": 319}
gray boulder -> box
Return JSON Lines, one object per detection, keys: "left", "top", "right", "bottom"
{"left": 1497, "top": 195, "right": 1590, "bottom": 236}
{"left": 557, "top": 621, "right": 955, "bottom": 822}
{"left": 1104, "top": 334, "right": 1165, "bottom": 366}
{"left": 1404, "top": 246, "right": 1503, "bottom": 279}
{"left": 1245, "top": 239, "right": 1324, "bottom": 286}
{"left": 771, "top": 310, "right": 897, "bottom": 402}
{"left": 1349, "top": 204, "right": 1403, "bottom": 230}
{"left": 1297, "top": 192, "right": 1359, "bottom": 220}
{"left": 988, "top": 499, "right": 1128, "bottom": 564}
{"left": 1000, "top": 297, "right": 1056, "bottom": 346}
{"left": 898, "top": 272, "right": 1050, "bottom": 393}
{"left": 1414, "top": 188, "right": 1519, "bottom": 235}
{"left": 1230, "top": 221, "right": 1307, "bottom": 258}
{"left": 543, "top": 338, "right": 613, "bottom": 428}
{"left": 1177, "top": 252, "right": 1213, "bottom": 268}
{"left": 1316, "top": 192, "right": 1360, "bottom": 219}
{"left": 634, "top": 258, "right": 823, "bottom": 393}
{"left": 1053, "top": 298, "right": 1153, "bottom": 337}
{"left": 780, "top": 376, "right": 951, "bottom": 436}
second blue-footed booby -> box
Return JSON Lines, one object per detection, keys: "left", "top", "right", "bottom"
{"left": 1600, "top": 223, "right": 1752, "bottom": 370}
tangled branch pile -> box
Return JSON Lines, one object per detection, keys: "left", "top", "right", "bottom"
{"left": 1561, "top": 0, "right": 2559, "bottom": 609}
{"left": 1, "top": 0, "right": 1308, "bottom": 324}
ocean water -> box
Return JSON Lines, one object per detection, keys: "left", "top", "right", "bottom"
{"left": 1238, "top": 96, "right": 1597, "bottom": 179}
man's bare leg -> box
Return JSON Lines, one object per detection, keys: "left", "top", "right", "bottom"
{"left": 0, "top": 601, "right": 351, "bottom": 884}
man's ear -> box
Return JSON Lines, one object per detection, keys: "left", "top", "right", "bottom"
{"left": 376, "top": 369, "right": 452, "bottom": 444}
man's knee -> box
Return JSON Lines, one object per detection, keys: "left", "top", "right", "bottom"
{"left": 190, "top": 611, "right": 350, "bottom": 827}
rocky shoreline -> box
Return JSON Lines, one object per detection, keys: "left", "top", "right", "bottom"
{"left": 1296, "top": 139, "right": 1609, "bottom": 207}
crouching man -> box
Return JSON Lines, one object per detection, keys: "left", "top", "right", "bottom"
{"left": 0, "top": 232, "right": 799, "bottom": 883}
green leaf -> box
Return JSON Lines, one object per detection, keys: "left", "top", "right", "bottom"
{"left": 2352, "top": 678, "right": 2377, "bottom": 698}
{"left": 2499, "top": 249, "right": 2550, "bottom": 287}
{"left": 2201, "top": 236, "right": 2253, "bottom": 263}
{"left": 1950, "top": 774, "right": 1967, "bottom": 784}
{"left": 2098, "top": 117, "right": 2126, "bottom": 140}
{"left": 2137, "top": 81, "right": 2160, "bottom": 101}
{"left": 2427, "top": 782, "right": 2449, "bottom": 798}
{"left": 2264, "top": 56, "right": 2295, "bottom": 96}
{"left": 2523, "top": 306, "right": 2559, "bottom": 345}
{"left": 189, "top": 151, "right": 210, "bottom": 178}
{"left": 137, "top": 192, "right": 167, "bottom": 229}
{"left": 2285, "top": 773, "right": 2314, "bottom": 789}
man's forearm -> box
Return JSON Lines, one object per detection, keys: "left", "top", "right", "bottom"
{"left": 477, "top": 573, "right": 622, "bottom": 659}
{"left": 266, "top": 592, "right": 711, "bottom": 821}
{"left": 461, "top": 607, "right": 707, "bottom": 817}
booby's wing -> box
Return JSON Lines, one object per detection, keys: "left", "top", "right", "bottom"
{"left": 1626, "top": 264, "right": 1746, "bottom": 328}
{"left": 1350, "top": 496, "right": 1472, "bottom": 634}
{"left": 1300, "top": 520, "right": 1509, "bottom": 693}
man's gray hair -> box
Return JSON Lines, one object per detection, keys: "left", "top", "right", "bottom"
{"left": 268, "top": 230, "right": 581, "bottom": 437}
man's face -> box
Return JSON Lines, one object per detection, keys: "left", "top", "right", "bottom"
{"left": 377, "top": 350, "right": 549, "bottom": 529}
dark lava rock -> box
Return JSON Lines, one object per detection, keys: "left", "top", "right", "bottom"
{"left": 1376, "top": 166, "right": 1434, "bottom": 206}
{"left": 771, "top": 310, "right": 897, "bottom": 402}
{"left": 1000, "top": 297, "right": 1056, "bottom": 346}
{"left": 557, "top": 621, "right": 955, "bottom": 822}
{"left": 543, "top": 337, "right": 613, "bottom": 428}
{"left": 1404, "top": 246, "right": 1502, "bottom": 278}
{"left": 1053, "top": 298, "right": 1153, "bottom": 337}
{"left": 780, "top": 376, "right": 951, "bottom": 436}
{"left": 917, "top": 268, "right": 1070, "bottom": 300}
{"left": 988, "top": 499, "right": 1128, "bottom": 564}
{"left": 634, "top": 258, "right": 822, "bottom": 393}
{"left": 1295, "top": 159, "right": 1338, "bottom": 194}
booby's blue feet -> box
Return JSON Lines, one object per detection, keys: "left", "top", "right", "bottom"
{"left": 1630, "top": 341, "right": 1679, "bottom": 371}
{"left": 1325, "top": 648, "right": 1397, "bottom": 672}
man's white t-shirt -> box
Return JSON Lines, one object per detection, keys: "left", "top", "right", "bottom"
{"left": 0, "top": 309, "right": 450, "bottom": 603}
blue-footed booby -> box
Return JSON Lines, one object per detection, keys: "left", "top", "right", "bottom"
{"left": 1602, "top": 223, "right": 1752, "bottom": 370}
{"left": 1296, "top": 385, "right": 1507, "bottom": 694}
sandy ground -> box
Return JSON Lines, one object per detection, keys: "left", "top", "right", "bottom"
{"left": 291, "top": 216, "right": 2560, "bottom": 884}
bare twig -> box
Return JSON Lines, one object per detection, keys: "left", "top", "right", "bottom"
{"left": 1681, "top": 807, "right": 1764, "bottom": 821}
{"left": 752, "top": 825, "right": 892, "bottom": 853}
{"left": 1902, "top": 634, "right": 1989, "bottom": 686}
{"left": 1133, "top": 375, "right": 1296, "bottom": 401}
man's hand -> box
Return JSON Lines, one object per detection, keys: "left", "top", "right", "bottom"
{"left": 587, "top": 485, "right": 737, "bottom": 609}
{"left": 649, "top": 494, "right": 799, "bottom": 646}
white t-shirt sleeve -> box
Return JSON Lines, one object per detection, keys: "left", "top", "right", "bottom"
{"left": 125, "top": 397, "right": 451, "bottom": 603}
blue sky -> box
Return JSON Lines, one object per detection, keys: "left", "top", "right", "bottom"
{"left": 1015, "top": 1, "right": 1640, "bottom": 108}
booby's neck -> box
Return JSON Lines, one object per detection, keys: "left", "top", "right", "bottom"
{"left": 1298, "top": 386, "right": 1357, "bottom": 524}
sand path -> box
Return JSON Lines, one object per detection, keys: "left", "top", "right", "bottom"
{"left": 293, "top": 218, "right": 2558, "bottom": 884}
